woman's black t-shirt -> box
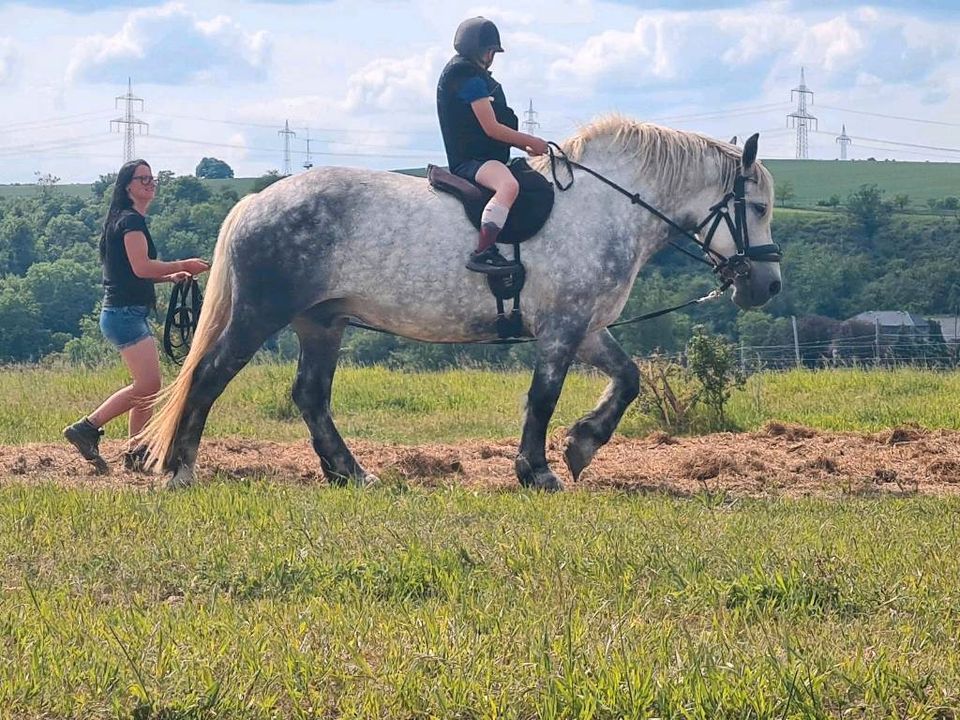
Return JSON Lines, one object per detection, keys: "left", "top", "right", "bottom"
{"left": 102, "top": 209, "right": 157, "bottom": 308}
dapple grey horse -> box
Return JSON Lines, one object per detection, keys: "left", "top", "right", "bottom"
{"left": 142, "top": 116, "right": 782, "bottom": 490}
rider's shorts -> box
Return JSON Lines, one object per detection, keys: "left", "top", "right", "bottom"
{"left": 452, "top": 159, "right": 488, "bottom": 185}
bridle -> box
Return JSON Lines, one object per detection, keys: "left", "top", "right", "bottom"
{"left": 546, "top": 142, "right": 782, "bottom": 289}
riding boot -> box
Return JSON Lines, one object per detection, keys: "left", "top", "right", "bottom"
{"left": 63, "top": 417, "right": 109, "bottom": 473}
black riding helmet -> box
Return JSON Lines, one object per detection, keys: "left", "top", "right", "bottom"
{"left": 454, "top": 17, "right": 504, "bottom": 59}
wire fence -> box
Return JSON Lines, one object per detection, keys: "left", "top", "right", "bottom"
{"left": 631, "top": 332, "right": 960, "bottom": 374}
{"left": 736, "top": 331, "right": 957, "bottom": 372}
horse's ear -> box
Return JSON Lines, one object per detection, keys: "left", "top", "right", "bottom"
{"left": 742, "top": 133, "right": 759, "bottom": 171}
{"left": 729, "top": 135, "right": 738, "bottom": 145}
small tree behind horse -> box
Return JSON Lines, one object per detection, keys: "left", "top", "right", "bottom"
{"left": 142, "top": 117, "right": 782, "bottom": 490}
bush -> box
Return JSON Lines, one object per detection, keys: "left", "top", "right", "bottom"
{"left": 686, "top": 326, "right": 745, "bottom": 430}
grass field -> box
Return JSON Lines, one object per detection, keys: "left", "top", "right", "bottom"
{"left": 1, "top": 364, "right": 959, "bottom": 446}
{"left": 3, "top": 484, "right": 959, "bottom": 718}
{"left": 3, "top": 365, "right": 960, "bottom": 718}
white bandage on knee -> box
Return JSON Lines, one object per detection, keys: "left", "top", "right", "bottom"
{"left": 481, "top": 201, "right": 510, "bottom": 230}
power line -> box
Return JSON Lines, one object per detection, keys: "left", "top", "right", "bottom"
{"left": 847, "top": 142, "right": 959, "bottom": 162}
{"left": 811, "top": 129, "right": 960, "bottom": 154}
{"left": 0, "top": 109, "right": 115, "bottom": 132}
{"left": 817, "top": 103, "right": 960, "bottom": 129}
{"left": 145, "top": 132, "right": 444, "bottom": 160}
{"left": 142, "top": 110, "right": 441, "bottom": 137}
{"left": 0, "top": 133, "right": 116, "bottom": 157}
{"left": 651, "top": 102, "right": 790, "bottom": 124}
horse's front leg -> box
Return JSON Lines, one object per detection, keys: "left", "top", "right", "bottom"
{"left": 515, "top": 322, "right": 586, "bottom": 491}
{"left": 563, "top": 329, "right": 640, "bottom": 480}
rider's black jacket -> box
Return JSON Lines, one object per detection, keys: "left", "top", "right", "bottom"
{"left": 436, "top": 55, "right": 519, "bottom": 171}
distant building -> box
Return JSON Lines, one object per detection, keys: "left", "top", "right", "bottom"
{"left": 927, "top": 315, "right": 960, "bottom": 344}
{"left": 849, "top": 311, "right": 929, "bottom": 341}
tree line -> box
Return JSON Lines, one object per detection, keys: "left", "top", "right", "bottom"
{"left": 1, "top": 174, "right": 958, "bottom": 368}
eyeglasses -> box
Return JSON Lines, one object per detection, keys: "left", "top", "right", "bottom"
{"left": 130, "top": 175, "right": 157, "bottom": 187}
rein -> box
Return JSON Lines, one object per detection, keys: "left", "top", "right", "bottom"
{"left": 162, "top": 277, "right": 203, "bottom": 365}
{"left": 545, "top": 142, "right": 782, "bottom": 281}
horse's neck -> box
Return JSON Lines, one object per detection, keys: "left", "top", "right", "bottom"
{"left": 579, "top": 144, "right": 725, "bottom": 253}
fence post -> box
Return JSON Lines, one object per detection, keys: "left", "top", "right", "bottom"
{"left": 791, "top": 315, "right": 801, "bottom": 368}
{"left": 874, "top": 317, "right": 881, "bottom": 365}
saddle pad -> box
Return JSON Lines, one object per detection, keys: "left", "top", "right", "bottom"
{"left": 428, "top": 159, "right": 555, "bottom": 244}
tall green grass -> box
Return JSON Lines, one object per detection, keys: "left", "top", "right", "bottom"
{"left": 3, "top": 364, "right": 959, "bottom": 445}
{"left": 2, "top": 483, "right": 959, "bottom": 718}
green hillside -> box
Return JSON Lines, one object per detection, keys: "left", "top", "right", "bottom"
{"left": 2, "top": 161, "right": 957, "bottom": 209}
{"left": 0, "top": 176, "right": 256, "bottom": 200}
{"left": 763, "top": 159, "right": 960, "bottom": 209}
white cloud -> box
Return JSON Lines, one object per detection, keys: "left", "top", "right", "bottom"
{"left": 549, "top": 13, "right": 739, "bottom": 96}
{"left": 549, "top": 4, "right": 960, "bottom": 104}
{"left": 793, "top": 15, "right": 866, "bottom": 72}
{"left": 343, "top": 47, "right": 446, "bottom": 114}
{"left": 0, "top": 38, "right": 16, "bottom": 84}
{"left": 66, "top": 2, "right": 270, "bottom": 85}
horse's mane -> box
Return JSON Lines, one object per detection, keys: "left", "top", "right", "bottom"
{"left": 532, "top": 114, "right": 772, "bottom": 203}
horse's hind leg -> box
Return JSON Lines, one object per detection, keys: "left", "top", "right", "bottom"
{"left": 563, "top": 329, "right": 640, "bottom": 481}
{"left": 515, "top": 322, "right": 586, "bottom": 491}
{"left": 291, "top": 314, "right": 374, "bottom": 486}
{"left": 165, "top": 318, "right": 279, "bottom": 489}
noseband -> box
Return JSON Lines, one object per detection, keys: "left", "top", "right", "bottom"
{"left": 546, "top": 143, "right": 782, "bottom": 287}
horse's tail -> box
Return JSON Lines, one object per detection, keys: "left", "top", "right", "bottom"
{"left": 142, "top": 193, "right": 254, "bottom": 470}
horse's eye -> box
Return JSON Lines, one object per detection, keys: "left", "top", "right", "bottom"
{"left": 751, "top": 203, "right": 767, "bottom": 217}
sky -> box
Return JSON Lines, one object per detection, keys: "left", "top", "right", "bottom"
{"left": 0, "top": 0, "right": 957, "bottom": 183}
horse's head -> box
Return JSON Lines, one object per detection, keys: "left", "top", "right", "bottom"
{"left": 699, "top": 133, "right": 782, "bottom": 310}
{"left": 537, "top": 117, "right": 782, "bottom": 309}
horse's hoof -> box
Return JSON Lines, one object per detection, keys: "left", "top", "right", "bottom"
{"left": 529, "top": 469, "right": 564, "bottom": 492}
{"left": 165, "top": 467, "right": 194, "bottom": 490}
{"left": 515, "top": 456, "right": 564, "bottom": 492}
{"left": 563, "top": 424, "right": 603, "bottom": 481}
{"left": 324, "top": 470, "right": 379, "bottom": 488}
{"left": 562, "top": 436, "right": 591, "bottom": 481}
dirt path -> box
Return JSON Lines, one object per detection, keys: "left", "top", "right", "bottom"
{"left": 3, "top": 423, "right": 959, "bottom": 497}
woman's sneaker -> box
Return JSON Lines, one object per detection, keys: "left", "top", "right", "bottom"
{"left": 63, "top": 418, "right": 108, "bottom": 474}
{"left": 123, "top": 445, "right": 150, "bottom": 473}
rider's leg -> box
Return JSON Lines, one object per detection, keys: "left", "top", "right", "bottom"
{"left": 464, "top": 160, "right": 520, "bottom": 274}
{"left": 474, "top": 160, "right": 519, "bottom": 252}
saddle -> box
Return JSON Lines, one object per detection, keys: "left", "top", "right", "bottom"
{"left": 427, "top": 158, "right": 555, "bottom": 244}
{"left": 428, "top": 159, "right": 555, "bottom": 338}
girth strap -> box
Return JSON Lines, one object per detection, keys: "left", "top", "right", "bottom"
{"left": 487, "top": 243, "right": 526, "bottom": 339}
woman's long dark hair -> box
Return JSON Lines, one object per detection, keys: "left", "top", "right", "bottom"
{"left": 99, "top": 159, "right": 150, "bottom": 261}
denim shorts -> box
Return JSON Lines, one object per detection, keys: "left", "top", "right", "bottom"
{"left": 452, "top": 159, "right": 489, "bottom": 184}
{"left": 100, "top": 305, "right": 153, "bottom": 350}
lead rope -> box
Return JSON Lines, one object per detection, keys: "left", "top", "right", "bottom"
{"left": 163, "top": 277, "right": 203, "bottom": 364}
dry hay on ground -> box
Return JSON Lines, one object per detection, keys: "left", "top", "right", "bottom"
{"left": 3, "top": 423, "right": 960, "bottom": 498}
